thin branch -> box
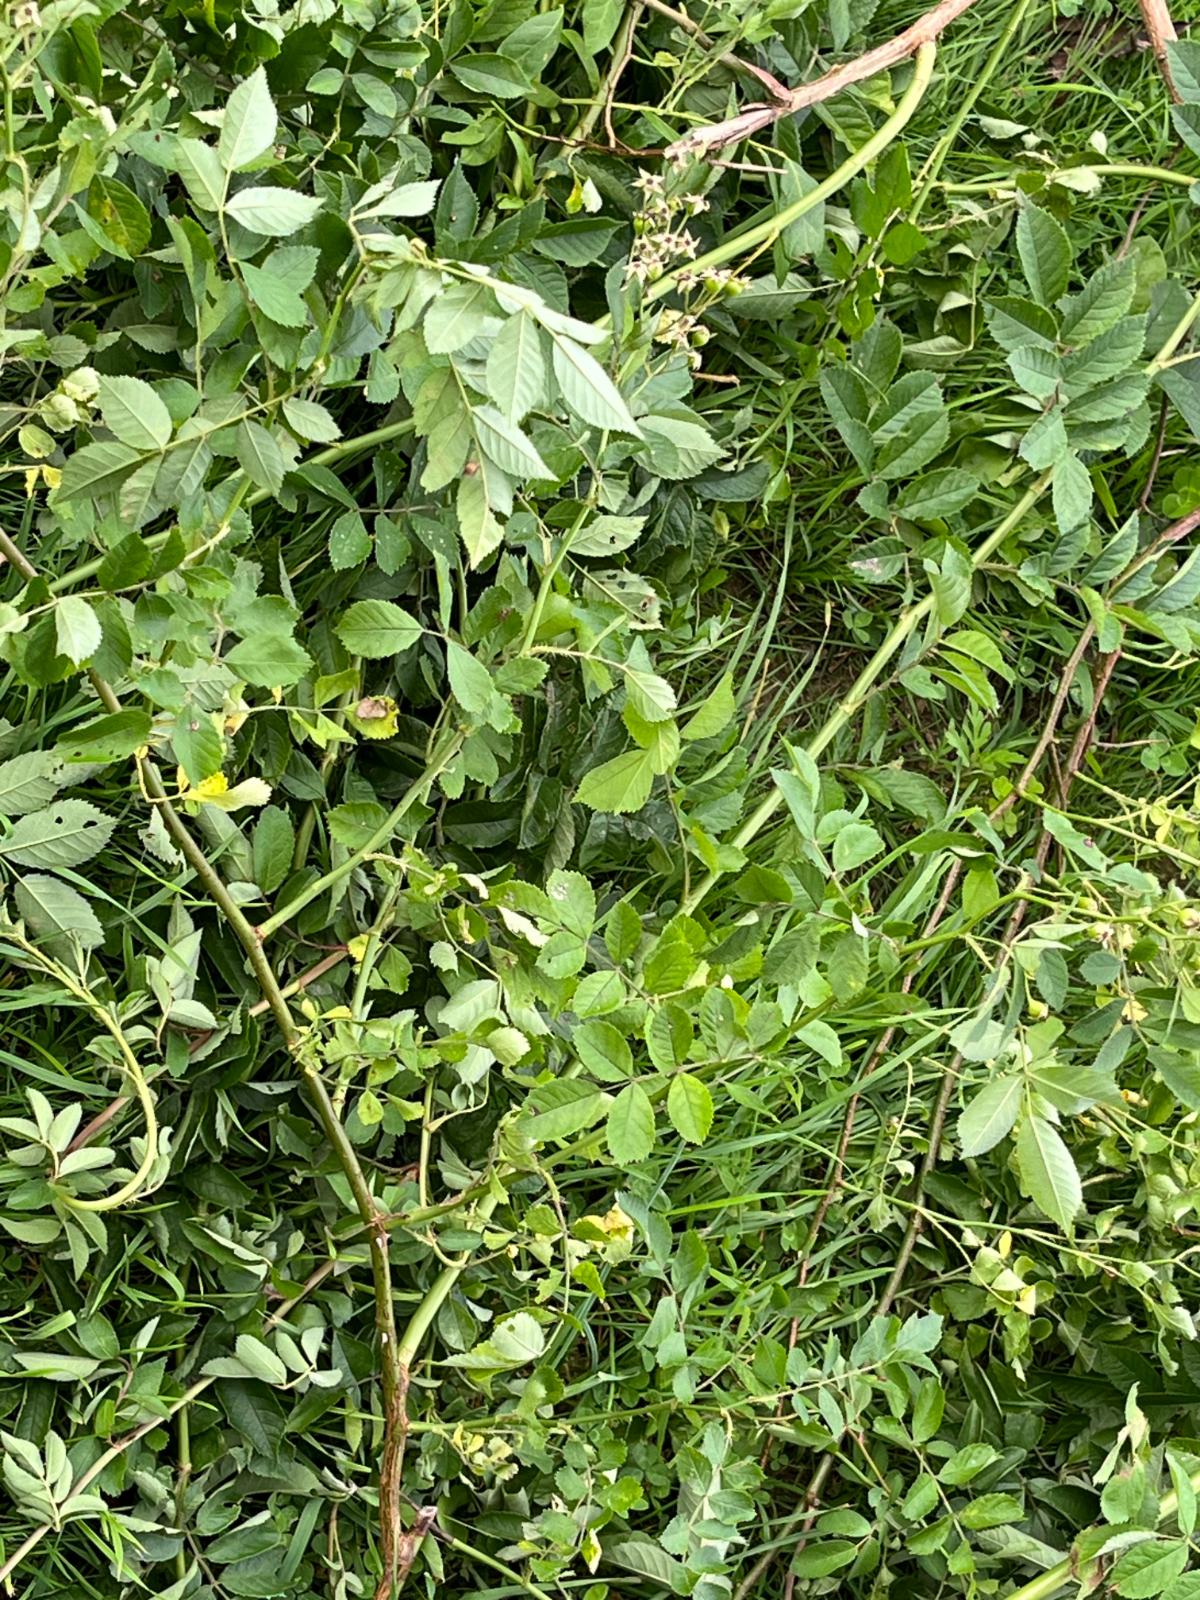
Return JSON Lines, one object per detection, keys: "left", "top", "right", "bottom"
{"left": 1139, "top": 0, "right": 1181, "bottom": 102}
{"left": 640, "top": 0, "right": 792, "bottom": 102}
{"left": 667, "top": 0, "right": 979, "bottom": 158}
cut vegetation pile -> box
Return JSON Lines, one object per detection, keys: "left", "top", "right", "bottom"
{"left": 5, "top": 0, "right": 1200, "bottom": 1596}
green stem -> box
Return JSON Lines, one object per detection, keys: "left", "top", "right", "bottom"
{"left": 940, "top": 162, "right": 1195, "bottom": 193}
{"left": 395, "top": 1190, "right": 502, "bottom": 1368}
{"left": 909, "top": 0, "right": 1034, "bottom": 223}
{"left": 1007, "top": 1466, "right": 1200, "bottom": 1600}
{"left": 1146, "top": 287, "right": 1200, "bottom": 372}
{"left": 679, "top": 471, "right": 1051, "bottom": 914}
{"left": 645, "top": 40, "right": 937, "bottom": 303}
{"left": 256, "top": 727, "right": 467, "bottom": 939}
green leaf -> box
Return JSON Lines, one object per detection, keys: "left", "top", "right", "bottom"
{"left": 242, "top": 259, "right": 310, "bottom": 327}
{"left": 225, "top": 634, "right": 312, "bottom": 687}
{"left": 472, "top": 405, "right": 551, "bottom": 478}
{"left": 0, "top": 752, "right": 64, "bottom": 816}
{"left": 336, "top": 600, "right": 422, "bottom": 658}
{"left": 224, "top": 186, "right": 322, "bottom": 235}
{"left": 894, "top": 469, "right": 979, "bottom": 521}
{"left": 328, "top": 510, "right": 372, "bottom": 571}
{"left": 235, "top": 420, "right": 286, "bottom": 495}
{"left": 574, "top": 748, "right": 656, "bottom": 813}
{"left": 603, "top": 1538, "right": 688, "bottom": 1589}
{"left": 1053, "top": 452, "right": 1094, "bottom": 533}
{"left": 425, "top": 280, "right": 496, "bottom": 355}
{"left": 54, "top": 597, "right": 102, "bottom": 666}
{"left": 58, "top": 710, "right": 152, "bottom": 762}
{"left": 681, "top": 675, "right": 735, "bottom": 741}
{"left": 1059, "top": 259, "right": 1136, "bottom": 344}
{"left": 446, "top": 640, "right": 494, "bottom": 716}
{"left": 486, "top": 312, "right": 546, "bottom": 423}
{"left": 1015, "top": 1115, "right": 1082, "bottom": 1231}
{"left": 832, "top": 821, "right": 883, "bottom": 874}
{"left": 172, "top": 709, "right": 223, "bottom": 786}
{"left": 14, "top": 873, "right": 103, "bottom": 950}
{"left": 958, "top": 1076, "right": 1021, "bottom": 1156}
{"left": 456, "top": 473, "right": 504, "bottom": 568}
{"left": 667, "top": 1072, "right": 713, "bottom": 1144}
{"left": 572, "top": 515, "right": 645, "bottom": 558}
{"left": 1111, "top": 1541, "right": 1190, "bottom": 1599}
{"left": 219, "top": 66, "right": 277, "bottom": 172}
{"left": 98, "top": 376, "right": 172, "bottom": 450}
{"left": 1167, "top": 1449, "right": 1197, "bottom": 1539}
{"left": 445, "top": 1311, "right": 546, "bottom": 1370}
{"left": 551, "top": 335, "right": 641, "bottom": 435}
{"left": 791, "top": 1541, "right": 857, "bottom": 1578}
{"left": 57, "top": 441, "right": 148, "bottom": 502}
{"left": 233, "top": 1334, "right": 289, "bottom": 1384}
{"left": 282, "top": 397, "right": 339, "bottom": 442}
{"left": 252, "top": 807, "right": 295, "bottom": 894}
{"left": 0, "top": 800, "right": 114, "bottom": 870}
{"left": 524, "top": 1086, "right": 609, "bottom": 1142}
{"left": 1016, "top": 201, "right": 1072, "bottom": 305}
{"left": 959, "top": 1492, "right": 1024, "bottom": 1530}
{"left": 450, "top": 53, "right": 532, "bottom": 98}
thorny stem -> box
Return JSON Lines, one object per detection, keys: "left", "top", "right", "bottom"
{"left": 646, "top": 42, "right": 938, "bottom": 301}
{"left": 1, "top": 530, "right": 416, "bottom": 1595}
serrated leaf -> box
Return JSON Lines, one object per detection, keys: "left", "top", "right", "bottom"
{"left": 958, "top": 1075, "right": 1021, "bottom": 1156}
{"left": 0, "top": 799, "right": 114, "bottom": 870}
{"left": 225, "top": 634, "right": 312, "bottom": 688}
{"left": 14, "top": 874, "right": 103, "bottom": 950}
{"left": 219, "top": 66, "right": 277, "bottom": 173}
{"left": 56, "top": 440, "right": 148, "bottom": 502}
{"left": 606, "top": 1084, "right": 655, "bottom": 1163}
{"left": 328, "top": 509, "right": 372, "bottom": 570}
{"left": 1016, "top": 202, "right": 1072, "bottom": 305}
{"left": 666, "top": 1072, "right": 713, "bottom": 1144}
{"left": 98, "top": 376, "right": 172, "bottom": 450}
{"left": 456, "top": 472, "right": 503, "bottom": 568}
{"left": 0, "top": 752, "right": 64, "bottom": 816}
{"left": 1015, "top": 1115, "right": 1082, "bottom": 1231}
{"left": 282, "top": 398, "right": 339, "bottom": 442}
{"left": 572, "top": 514, "right": 645, "bottom": 558}
{"left": 551, "top": 335, "right": 640, "bottom": 435}
{"left": 1111, "top": 1541, "right": 1189, "bottom": 1599}
{"left": 1052, "top": 451, "right": 1093, "bottom": 532}
{"left": 486, "top": 312, "right": 546, "bottom": 423}
{"left": 472, "top": 405, "right": 551, "bottom": 478}
{"left": 894, "top": 469, "right": 979, "bottom": 520}
{"left": 54, "top": 597, "right": 102, "bottom": 666}
{"left": 225, "top": 186, "right": 322, "bottom": 235}
{"left": 445, "top": 1311, "right": 545, "bottom": 1370}
{"left": 574, "top": 747, "right": 655, "bottom": 813}
{"left": 235, "top": 420, "right": 286, "bottom": 495}
{"left": 1059, "top": 259, "right": 1136, "bottom": 345}
{"left": 337, "top": 600, "right": 422, "bottom": 658}
{"left": 425, "top": 280, "right": 496, "bottom": 355}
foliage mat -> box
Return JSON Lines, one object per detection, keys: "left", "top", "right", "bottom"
{"left": 5, "top": 0, "right": 1200, "bottom": 1597}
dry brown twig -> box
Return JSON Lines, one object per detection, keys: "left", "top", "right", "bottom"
{"left": 1139, "top": 0, "right": 1181, "bottom": 102}
{"left": 666, "top": 0, "right": 980, "bottom": 158}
